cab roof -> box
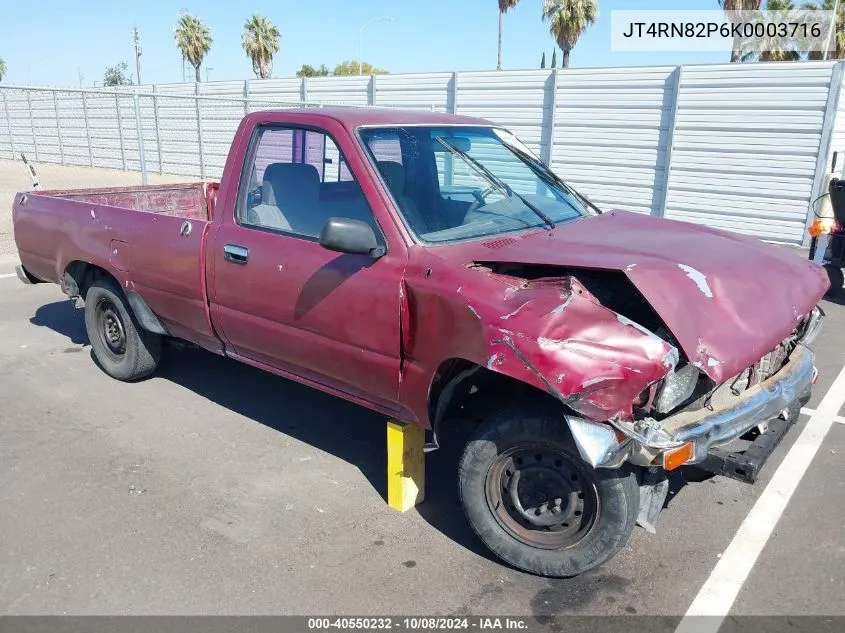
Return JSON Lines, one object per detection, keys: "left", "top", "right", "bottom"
{"left": 264, "top": 106, "right": 495, "bottom": 129}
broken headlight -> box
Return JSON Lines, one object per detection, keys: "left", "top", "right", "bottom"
{"left": 654, "top": 364, "right": 699, "bottom": 414}
{"left": 800, "top": 305, "right": 824, "bottom": 346}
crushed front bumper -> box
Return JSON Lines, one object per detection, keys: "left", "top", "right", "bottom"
{"left": 567, "top": 345, "right": 816, "bottom": 471}
{"left": 666, "top": 344, "right": 815, "bottom": 463}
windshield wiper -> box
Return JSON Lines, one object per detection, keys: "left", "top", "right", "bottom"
{"left": 434, "top": 137, "right": 556, "bottom": 230}
{"left": 504, "top": 144, "right": 603, "bottom": 215}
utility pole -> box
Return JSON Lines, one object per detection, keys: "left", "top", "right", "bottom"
{"left": 131, "top": 26, "right": 142, "bottom": 85}
{"left": 358, "top": 17, "right": 394, "bottom": 76}
{"left": 823, "top": 0, "right": 842, "bottom": 61}
{"left": 77, "top": 66, "right": 84, "bottom": 88}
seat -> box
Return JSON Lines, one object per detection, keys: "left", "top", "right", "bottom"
{"left": 377, "top": 160, "right": 427, "bottom": 233}
{"left": 251, "top": 162, "right": 323, "bottom": 235}
{"left": 246, "top": 163, "right": 292, "bottom": 231}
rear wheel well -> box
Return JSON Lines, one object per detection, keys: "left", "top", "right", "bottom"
{"left": 63, "top": 261, "right": 169, "bottom": 336}
{"left": 64, "top": 261, "right": 114, "bottom": 299}
{"left": 428, "top": 357, "right": 559, "bottom": 446}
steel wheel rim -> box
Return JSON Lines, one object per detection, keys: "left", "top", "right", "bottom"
{"left": 485, "top": 444, "right": 600, "bottom": 550}
{"left": 96, "top": 298, "right": 127, "bottom": 360}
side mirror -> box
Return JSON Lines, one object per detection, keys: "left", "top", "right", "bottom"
{"left": 319, "top": 217, "right": 384, "bottom": 257}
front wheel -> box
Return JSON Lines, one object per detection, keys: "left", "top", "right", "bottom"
{"left": 84, "top": 278, "right": 162, "bottom": 381}
{"left": 458, "top": 403, "right": 639, "bottom": 577}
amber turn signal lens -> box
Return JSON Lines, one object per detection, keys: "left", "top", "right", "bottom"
{"left": 663, "top": 441, "right": 694, "bottom": 471}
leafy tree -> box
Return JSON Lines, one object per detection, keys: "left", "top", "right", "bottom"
{"left": 103, "top": 62, "right": 133, "bottom": 86}
{"left": 540, "top": 51, "right": 547, "bottom": 68}
{"left": 498, "top": 0, "right": 521, "bottom": 70}
{"left": 718, "top": 0, "right": 763, "bottom": 62}
{"left": 542, "top": 0, "right": 599, "bottom": 69}
{"left": 175, "top": 13, "right": 212, "bottom": 82}
{"left": 551, "top": 48, "right": 557, "bottom": 67}
{"left": 243, "top": 14, "right": 281, "bottom": 79}
{"left": 0, "top": 58, "right": 6, "bottom": 83}
{"left": 333, "top": 60, "right": 388, "bottom": 75}
{"left": 296, "top": 64, "right": 330, "bottom": 77}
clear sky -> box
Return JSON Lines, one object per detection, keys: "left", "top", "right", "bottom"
{"left": 0, "top": 0, "right": 728, "bottom": 87}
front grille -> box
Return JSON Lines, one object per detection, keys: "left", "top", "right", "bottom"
{"left": 702, "top": 328, "right": 801, "bottom": 413}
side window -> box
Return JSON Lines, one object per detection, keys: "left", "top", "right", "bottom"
{"left": 239, "top": 125, "right": 379, "bottom": 240}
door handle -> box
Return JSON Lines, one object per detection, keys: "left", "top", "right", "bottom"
{"left": 223, "top": 244, "right": 249, "bottom": 264}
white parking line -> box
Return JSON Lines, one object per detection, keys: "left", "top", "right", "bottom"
{"left": 803, "top": 407, "right": 845, "bottom": 424}
{"left": 0, "top": 273, "right": 17, "bottom": 279}
{"left": 675, "top": 363, "right": 845, "bottom": 633}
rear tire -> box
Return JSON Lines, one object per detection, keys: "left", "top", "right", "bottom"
{"left": 84, "top": 278, "right": 161, "bottom": 381}
{"left": 458, "top": 401, "right": 639, "bottom": 578}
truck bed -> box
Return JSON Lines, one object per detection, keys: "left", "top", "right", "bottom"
{"left": 30, "top": 182, "right": 214, "bottom": 221}
{"left": 14, "top": 180, "right": 220, "bottom": 352}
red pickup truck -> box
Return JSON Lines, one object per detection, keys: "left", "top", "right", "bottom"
{"left": 13, "top": 108, "right": 827, "bottom": 577}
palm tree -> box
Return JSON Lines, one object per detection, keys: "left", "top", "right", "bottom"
{"left": 757, "top": 0, "right": 802, "bottom": 61}
{"left": 542, "top": 0, "right": 599, "bottom": 69}
{"left": 803, "top": 0, "right": 845, "bottom": 59}
{"left": 718, "top": 0, "right": 763, "bottom": 61}
{"left": 175, "top": 13, "right": 212, "bottom": 82}
{"left": 497, "top": 1, "right": 520, "bottom": 70}
{"left": 243, "top": 14, "right": 281, "bottom": 79}
{"left": 0, "top": 58, "right": 6, "bottom": 83}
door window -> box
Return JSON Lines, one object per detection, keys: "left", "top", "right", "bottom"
{"left": 239, "top": 125, "right": 378, "bottom": 239}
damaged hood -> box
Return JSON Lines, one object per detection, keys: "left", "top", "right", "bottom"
{"left": 434, "top": 211, "right": 828, "bottom": 382}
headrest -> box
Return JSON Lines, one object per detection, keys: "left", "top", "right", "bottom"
{"left": 377, "top": 161, "right": 405, "bottom": 195}
{"left": 262, "top": 163, "right": 320, "bottom": 205}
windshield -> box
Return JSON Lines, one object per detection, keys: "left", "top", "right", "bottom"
{"left": 358, "top": 126, "right": 593, "bottom": 244}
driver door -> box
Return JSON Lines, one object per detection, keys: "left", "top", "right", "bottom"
{"left": 210, "top": 123, "right": 405, "bottom": 408}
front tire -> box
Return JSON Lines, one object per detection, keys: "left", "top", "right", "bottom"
{"left": 84, "top": 278, "right": 161, "bottom": 381}
{"left": 458, "top": 402, "right": 639, "bottom": 577}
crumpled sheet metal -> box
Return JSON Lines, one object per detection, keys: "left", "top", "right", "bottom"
{"left": 476, "top": 276, "right": 677, "bottom": 422}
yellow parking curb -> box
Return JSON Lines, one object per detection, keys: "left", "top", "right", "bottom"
{"left": 387, "top": 420, "right": 425, "bottom": 512}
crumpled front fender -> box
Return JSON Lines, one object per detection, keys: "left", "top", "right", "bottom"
{"left": 475, "top": 276, "right": 678, "bottom": 423}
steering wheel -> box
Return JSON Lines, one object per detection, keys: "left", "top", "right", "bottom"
{"left": 466, "top": 185, "right": 499, "bottom": 215}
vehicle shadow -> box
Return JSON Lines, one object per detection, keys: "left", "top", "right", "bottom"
{"left": 30, "top": 299, "right": 89, "bottom": 345}
{"left": 822, "top": 283, "right": 845, "bottom": 307}
{"left": 29, "top": 299, "right": 498, "bottom": 563}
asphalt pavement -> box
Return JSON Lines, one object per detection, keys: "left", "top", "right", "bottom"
{"left": 0, "top": 259, "right": 843, "bottom": 621}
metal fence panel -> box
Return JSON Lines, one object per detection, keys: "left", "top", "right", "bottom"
{"left": 55, "top": 91, "right": 88, "bottom": 167}
{"left": 827, "top": 72, "right": 845, "bottom": 173}
{"left": 4, "top": 90, "right": 35, "bottom": 158}
{"left": 1, "top": 63, "right": 844, "bottom": 245}
{"left": 199, "top": 97, "right": 246, "bottom": 179}
{"left": 155, "top": 93, "right": 201, "bottom": 177}
{"left": 306, "top": 76, "right": 370, "bottom": 106}
{"left": 84, "top": 92, "right": 124, "bottom": 171}
{"left": 374, "top": 73, "right": 452, "bottom": 111}
{"left": 200, "top": 80, "right": 247, "bottom": 98}
{"left": 665, "top": 62, "right": 834, "bottom": 243}
{"left": 456, "top": 70, "right": 550, "bottom": 154}
{"left": 30, "top": 90, "right": 61, "bottom": 163}
{"left": 247, "top": 78, "right": 302, "bottom": 103}
{"left": 551, "top": 66, "right": 677, "bottom": 217}
{"left": 0, "top": 93, "right": 12, "bottom": 159}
